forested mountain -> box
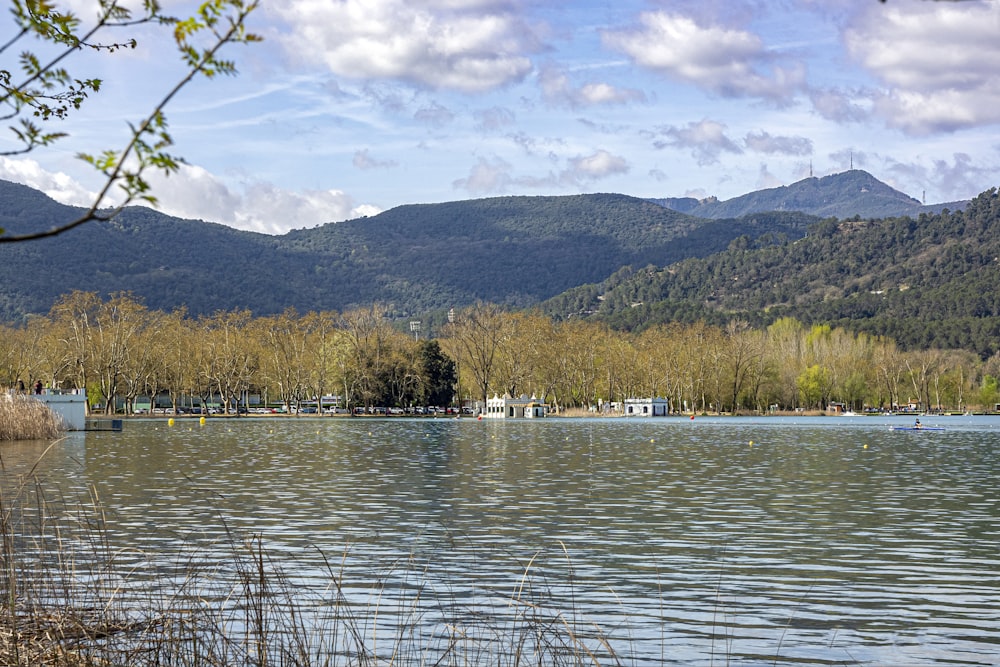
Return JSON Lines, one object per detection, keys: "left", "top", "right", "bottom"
{"left": 543, "top": 188, "right": 1000, "bottom": 358}
{"left": 0, "top": 180, "right": 815, "bottom": 322}
{"left": 650, "top": 170, "right": 968, "bottom": 220}
{"left": 3, "top": 172, "right": 992, "bottom": 356}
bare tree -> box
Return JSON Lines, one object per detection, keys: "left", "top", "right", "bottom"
{"left": 442, "top": 302, "right": 509, "bottom": 409}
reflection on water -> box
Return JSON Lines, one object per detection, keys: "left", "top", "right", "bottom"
{"left": 4, "top": 415, "right": 999, "bottom": 665}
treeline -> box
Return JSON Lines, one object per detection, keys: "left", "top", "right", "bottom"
{"left": 3, "top": 292, "right": 1000, "bottom": 416}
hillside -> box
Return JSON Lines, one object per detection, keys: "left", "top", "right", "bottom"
{"left": 650, "top": 170, "right": 968, "bottom": 220}
{"left": 543, "top": 188, "right": 1000, "bottom": 358}
{"left": 0, "top": 181, "right": 815, "bottom": 322}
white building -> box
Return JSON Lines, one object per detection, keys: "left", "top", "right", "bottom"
{"left": 484, "top": 394, "right": 546, "bottom": 419}
{"left": 35, "top": 388, "right": 88, "bottom": 430}
{"left": 623, "top": 397, "right": 670, "bottom": 417}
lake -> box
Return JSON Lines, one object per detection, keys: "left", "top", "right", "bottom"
{"left": 3, "top": 415, "right": 999, "bottom": 665}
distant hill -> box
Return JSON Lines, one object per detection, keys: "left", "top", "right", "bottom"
{"left": 3, "top": 171, "right": 992, "bottom": 356}
{"left": 649, "top": 170, "right": 968, "bottom": 220}
{"left": 543, "top": 187, "right": 1000, "bottom": 358}
{"left": 0, "top": 181, "right": 815, "bottom": 323}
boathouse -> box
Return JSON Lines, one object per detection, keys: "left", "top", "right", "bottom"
{"left": 34, "top": 388, "right": 88, "bottom": 430}
{"left": 484, "top": 394, "right": 546, "bottom": 419}
{"left": 623, "top": 397, "right": 670, "bottom": 416}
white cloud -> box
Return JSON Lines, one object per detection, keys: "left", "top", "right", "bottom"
{"left": 413, "top": 101, "right": 456, "bottom": 128}
{"left": 144, "top": 166, "right": 376, "bottom": 233}
{"left": 537, "top": 65, "right": 646, "bottom": 108}
{"left": 808, "top": 87, "right": 871, "bottom": 124}
{"left": 453, "top": 148, "right": 629, "bottom": 196}
{"left": 452, "top": 155, "right": 513, "bottom": 194}
{"left": 473, "top": 106, "right": 516, "bottom": 132}
{"left": 563, "top": 149, "right": 629, "bottom": 182}
{"left": 0, "top": 158, "right": 97, "bottom": 208}
{"left": 744, "top": 131, "right": 813, "bottom": 156}
{"left": 232, "top": 181, "right": 369, "bottom": 232}
{"left": 267, "top": 0, "right": 540, "bottom": 93}
{"left": 755, "top": 164, "right": 783, "bottom": 190}
{"left": 0, "top": 158, "right": 379, "bottom": 235}
{"left": 353, "top": 149, "right": 399, "bottom": 170}
{"left": 884, "top": 153, "right": 995, "bottom": 204}
{"left": 143, "top": 165, "right": 241, "bottom": 221}
{"left": 653, "top": 119, "right": 743, "bottom": 165}
{"left": 602, "top": 11, "right": 805, "bottom": 103}
{"left": 845, "top": 2, "right": 1000, "bottom": 134}
{"left": 828, "top": 148, "right": 868, "bottom": 172}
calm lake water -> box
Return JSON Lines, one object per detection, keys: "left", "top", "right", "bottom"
{"left": 3, "top": 415, "right": 999, "bottom": 665}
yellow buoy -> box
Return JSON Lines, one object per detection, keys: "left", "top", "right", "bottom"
{"left": 863, "top": 443, "right": 868, "bottom": 449}
{"left": 749, "top": 440, "right": 754, "bottom": 446}
{"left": 199, "top": 416, "right": 206, "bottom": 425}
{"left": 168, "top": 418, "right": 174, "bottom": 426}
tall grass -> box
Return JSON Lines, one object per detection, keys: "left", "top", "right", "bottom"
{"left": 0, "top": 393, "right": 62, "bottom": 441}
{"left": 0, "top": 476, "right": 629, "bottom": 666}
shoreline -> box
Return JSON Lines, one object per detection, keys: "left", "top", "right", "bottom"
{"left": 104, "top": 409, "right": 999, "bottom": 420}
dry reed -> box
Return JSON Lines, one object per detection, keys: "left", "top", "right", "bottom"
{"left": 1, "top": 477, "right": 628, "bottom": 666}
{"left": 0, "top": 393, "right": 63, "bottom": 441}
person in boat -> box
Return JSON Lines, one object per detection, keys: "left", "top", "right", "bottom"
{"left": 914, "top": 418, "right": 922, "bottom": 429}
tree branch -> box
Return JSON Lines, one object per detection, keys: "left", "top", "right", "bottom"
{"left": 0, "top": 1, "right": 259, "bottom": 243}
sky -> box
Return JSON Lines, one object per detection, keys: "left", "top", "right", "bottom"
{"left": 2, "top": 0, "right": 1000, "bottom": 235}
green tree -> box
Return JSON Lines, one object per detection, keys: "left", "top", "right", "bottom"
{"left": 797, "top": 364, "right": 829, "bottom": 410}
{"left": 978, "top": 375, "right": 999, "bottom": 411}
{"left": 0, "top": 0, "right": 260, "bottom": 242}
{"left": 416, "top": 339, "right": 456, "bottom": 408}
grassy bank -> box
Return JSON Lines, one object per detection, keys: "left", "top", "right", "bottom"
{"left": 0, "top": 393, "right": 62, "bottom": 441}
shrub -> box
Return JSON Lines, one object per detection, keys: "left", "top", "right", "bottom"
{"left": 0, "top": 393, "right": 62, "bottom": 441}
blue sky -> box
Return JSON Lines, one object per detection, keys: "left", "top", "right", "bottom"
{"left": 3, "top": 0, "right": 1000, "bottom": 234}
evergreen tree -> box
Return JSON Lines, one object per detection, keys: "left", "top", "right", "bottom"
{"left": 417, "top": 340, "right": 457, "bottom": 407}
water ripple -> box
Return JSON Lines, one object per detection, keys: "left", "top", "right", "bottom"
{"left": 6, "top": 416, "right": 999, "bottom": 665}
